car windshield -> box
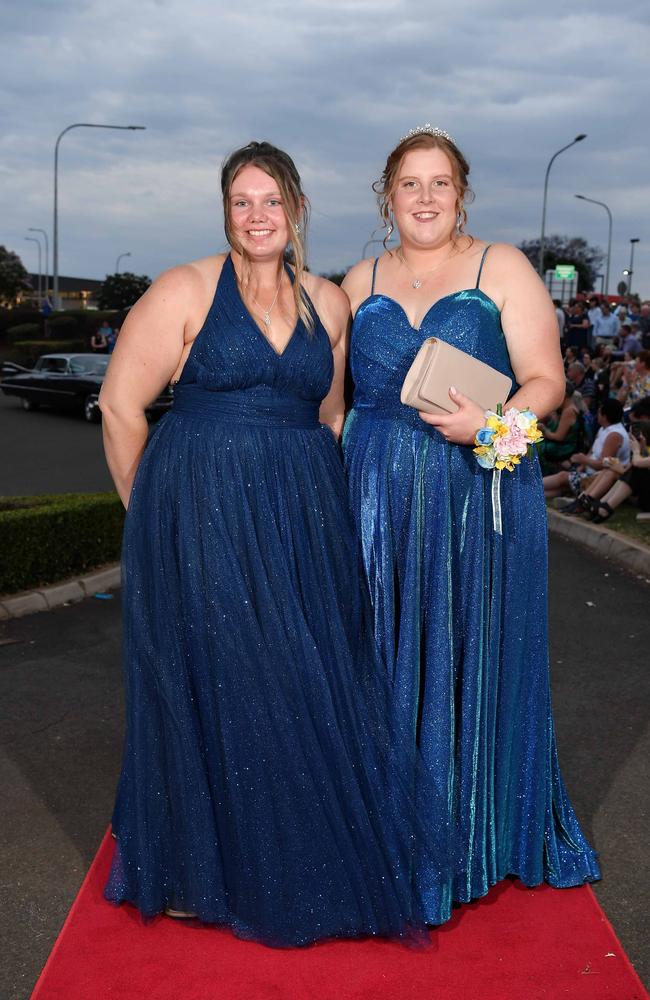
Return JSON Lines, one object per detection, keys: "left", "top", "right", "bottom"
{"left": 36, "top": 357, "right": 68, "bottom": 373}
{"left": 68, "top": 357, "right": 110, "bottom": 375}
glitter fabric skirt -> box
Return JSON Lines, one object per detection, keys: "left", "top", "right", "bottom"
{"left": 343, "top": 405, "right": 601, "bottom": 925}
{"left": 105, "top": 401, "right": 451, "bottom": 947}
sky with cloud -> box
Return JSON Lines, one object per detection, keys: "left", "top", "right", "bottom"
{"left": 2, "top": 0, "right": 649, "bottom": 296}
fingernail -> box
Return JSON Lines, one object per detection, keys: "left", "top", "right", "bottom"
{"left": 449, "top": 385, "right": 457, "bottom": 394}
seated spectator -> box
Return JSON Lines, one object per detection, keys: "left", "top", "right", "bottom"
{"left": 592, "top": 300, "right": 620, "bottom": 343}
{"left": 617, "top": 350, "right": 650, "bottom": 407}
{"left": 567, "top": 361, "right": 598, "bottom": 441}
{"left": 537, "top": 381, "right": 585, "bottom": 475}
{"left": 622, "top": 324, "right": 642, "bottom": 357}
{"left": 563, "top": 427, "right": 650, "bottom": 523}
{"left": 580, "top": 349, "right": 595, "bottom": 377}
{"left": 563, "top": 346, "right": 578, "bottom": 369}
{"left": 543, "top": 398, "right": 630, "bottom": 499}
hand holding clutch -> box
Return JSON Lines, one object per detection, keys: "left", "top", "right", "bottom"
{"left": 400, "top": 337, "right": 513, "bottom": 444}
{"left": 401, "top": 336, "right": 512, "bottom": 415}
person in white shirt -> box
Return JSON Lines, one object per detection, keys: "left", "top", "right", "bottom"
{"left": 592, "top": 301, "right": 620, "bottom": 342}
{"left": 553, "top": 299, "right": 566, "bottom": 338}
{"left": 587, "top": 296, "right": 602, "bottom": 329}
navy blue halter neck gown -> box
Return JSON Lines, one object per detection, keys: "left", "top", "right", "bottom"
{"left": 105, "top": 255, "right": 449, "bottom": 947}
{"left": 343, "top": 248, "right": 600, "bottom": 925}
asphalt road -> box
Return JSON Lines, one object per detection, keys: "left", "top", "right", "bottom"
{"left": 1, "top": 537, "right": 648, "bottom": 999}
{"left": 1, "top": 389, "right": 114, "bottom": 496}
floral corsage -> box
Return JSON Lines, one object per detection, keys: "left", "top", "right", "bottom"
{"left": 473, "top": 404, "right": 543, "bottom": 472}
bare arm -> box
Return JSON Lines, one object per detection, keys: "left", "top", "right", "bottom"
{"left": 420, "top": 244, "right": 565, "bottom": 444}
{"left": 542, "top": 406, "right": 576, "bottom": 442}
{"left": 573, "top": 432, "right": 624, "bottom": 471}
{"left": 99, "top": 265, "right": 201, "bottom": 506}
{"left": 312, "top": 278, "right": 352, "bottom": 439}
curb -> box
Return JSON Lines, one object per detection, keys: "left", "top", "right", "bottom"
{"left": 547, "top": 509, "right": 650, "bottom": 580}
{"left": 1, "top": 515, "right": 649, "bottom": 621}
{"left": 0, "top": 564, "right": 121, "bottom": 621}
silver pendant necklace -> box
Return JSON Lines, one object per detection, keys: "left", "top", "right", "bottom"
{"left": 251, "top": 272, "right": 283, "bottom": 327}
{"left": 398, "top": 245, "right": 456, "bottom": 288}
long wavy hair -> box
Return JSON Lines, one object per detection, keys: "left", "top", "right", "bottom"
{"left": 373, "top": 132, "right": 474, "bottom": 249}
{"left": 221, "top": 141, "right": 313, "bottom": 331}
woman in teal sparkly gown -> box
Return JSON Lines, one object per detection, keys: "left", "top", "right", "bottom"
{"left": 342, "top": 127, "right": 600, "bottom": 925}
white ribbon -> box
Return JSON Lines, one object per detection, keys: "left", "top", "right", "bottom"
{"left": 491, "top": 469, "right": 502, "bottom": 535}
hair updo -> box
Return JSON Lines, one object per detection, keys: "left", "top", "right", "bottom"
{"left": 221, "top": 141, "right": 312, "bottom": 330}
{"left": 373, "top": 132, "right": 474, "bottom": 248}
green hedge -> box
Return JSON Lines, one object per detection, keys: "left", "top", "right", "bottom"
{"left": 0, "top": 492, "right": 124, "bottom": 595}
{"left": 7, "top": 322, "right": 40, "bottom": 342}
{"left": 12, "top": 339, "right": 85, "bottom": 364}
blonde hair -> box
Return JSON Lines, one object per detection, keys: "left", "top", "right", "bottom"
{"left": 221, "top": 141, "right": 313, "bottom": 331}
{"left": 373, "top": 132, "right": 474, "bottom": 248}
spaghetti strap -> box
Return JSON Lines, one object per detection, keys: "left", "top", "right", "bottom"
{"left": 370, "top": 257, "right": 380, "bottom": 295}
{"left": 475, "top": 244, "right": 492, "bottom": 289}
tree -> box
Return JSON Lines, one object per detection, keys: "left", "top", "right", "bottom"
{"left": 518, "top": 236, "right": 604, "bottom": 293}
{"left": 98, "top": 271, "right": 151, "bottom": 310}
{"left": 0, "top": 246, "right": 32, "bottom": 306}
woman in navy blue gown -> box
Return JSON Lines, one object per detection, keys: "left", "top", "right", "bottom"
{"left": 99, "top": 141, "right": 448, "bottom": 947}
{"left": 342, "top": 126, "right": 600, "bottom": 925}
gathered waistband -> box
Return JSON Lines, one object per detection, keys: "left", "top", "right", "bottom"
{"left": 351, "top": 401, "right": 425, "bottom": 428}
{"left": 171, "top": 384, "right": 321, "bottom": 429}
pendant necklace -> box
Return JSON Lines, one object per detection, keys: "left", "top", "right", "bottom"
{"left": 250, "top": 272, "right": 284, "bottom": 328}
{"left": 398, "top": 245, "right": 457, "bottom": 289}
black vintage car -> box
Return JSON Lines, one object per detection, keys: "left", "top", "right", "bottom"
{"left": 0, "top": 353, "right": 173, "bottom": 422}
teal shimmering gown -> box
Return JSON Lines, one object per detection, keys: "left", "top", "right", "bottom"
{"left": 343, "top": 247, "right": 600, "bottom": 925}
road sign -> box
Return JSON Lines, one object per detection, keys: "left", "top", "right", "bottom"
{"left": 554, "top": 264, "right": 576, "bottom": 281}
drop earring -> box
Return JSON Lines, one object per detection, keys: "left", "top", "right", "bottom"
{"left": 456, "top": 208, "right": 464, "bottom": 234}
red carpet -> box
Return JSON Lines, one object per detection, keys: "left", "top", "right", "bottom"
{"left": 32, "top": 831, "right": 648, "bottom": 1000}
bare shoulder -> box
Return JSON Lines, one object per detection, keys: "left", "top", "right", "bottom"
{"left": 341, "top": 257, "right": 374, "bottom": 295}
{"left": 302, "top": 273, "right": 350, "bottom": 346}
{"left": 483, "top": 242, "right": 535, "bottom": 274}
{"left": 303, "top": 272, "right": 350, "bottom": 323}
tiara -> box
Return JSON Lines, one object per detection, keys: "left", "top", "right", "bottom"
{"left": 399, "top": 124, "right": 454, "bottom": 144}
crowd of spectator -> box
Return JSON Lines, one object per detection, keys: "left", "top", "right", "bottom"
{"left": 540, "top": 295, "right": 650, "bottom": 525}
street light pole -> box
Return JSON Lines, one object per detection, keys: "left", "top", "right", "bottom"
{"left": 53, "top": 123, "right": 146, "bottom": 309}
{"left": 539, "top": 134, "right": 587, "bottom": 280}
{"left": 28, "top": 228, "right": 49, "bottom": 303}
{"left": 25, "top": 236, "right": 42, "bottom": 303}
{"left": 116, "top": 251, "right": 132, "bottom": 274}
{"left": 627, "top": 238, "right": 640, "bottom": 295}
{"left": 574, "top": 194, "right": 612, "bottom": 296}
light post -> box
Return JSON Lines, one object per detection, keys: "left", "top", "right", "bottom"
{"left": 28, "top": 228, "right": 49, "bottom": 303}
{"left": 539, "top": 134, "right": 587, "bottom": 279}
{"left": 116, "top": 251, "right": 131, "bottom": 273}
{"left": 53, "top": 123, "right": 146, "bottom": 309}
{"left": 25, "top": 236, "right": 42, "bottom": 303}
{"left": 574, "top": 194, "right": 612, "bottom": 296}
{"left": 626, "top": 238, "right": 640, "bottom": 295}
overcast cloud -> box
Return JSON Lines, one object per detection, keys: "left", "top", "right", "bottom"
{"left": 2, "top": 0, "right": 648, "bottom": 294}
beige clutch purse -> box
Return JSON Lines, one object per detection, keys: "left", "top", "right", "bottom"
{"left": 401, "top": 337, "right": 513, "bottom": 414}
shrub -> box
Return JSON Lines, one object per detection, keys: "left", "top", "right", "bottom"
{"left": 6, "top": 323, "right": 40, "bottom": 343}
{"left": 0, "top": 492, "right": 124, "bottom": 595}
{"left": 12, "top": 339, "right": 85, "bottom": 364}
